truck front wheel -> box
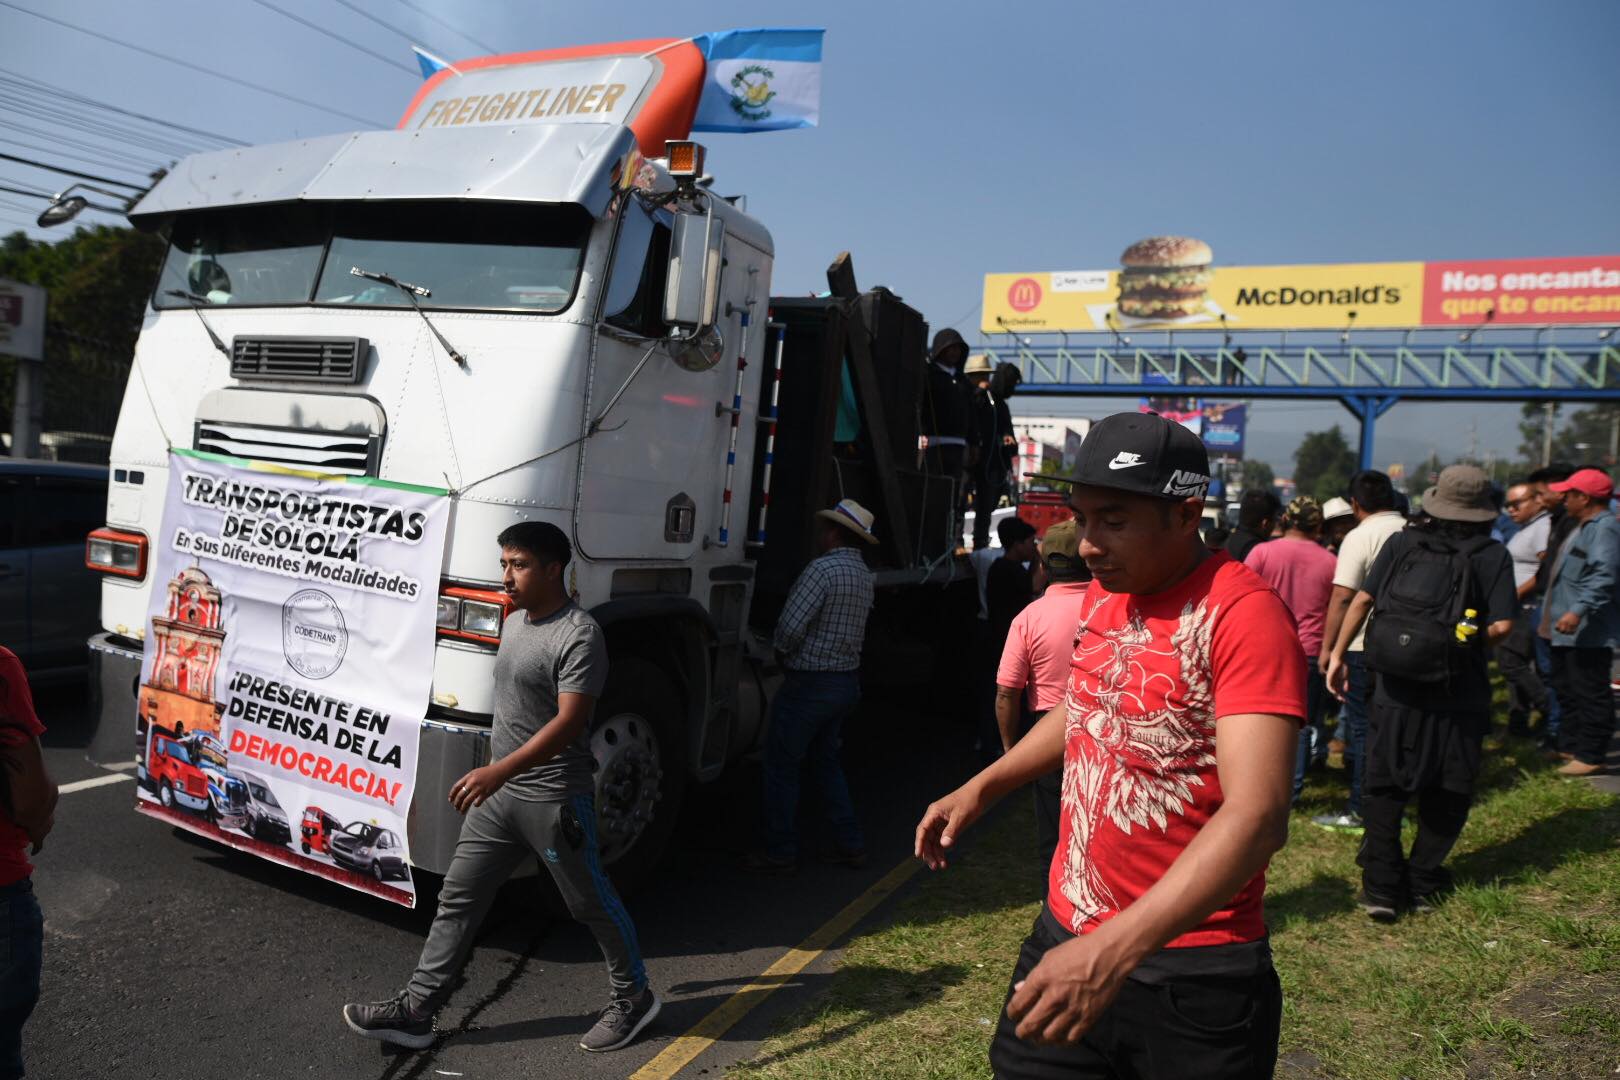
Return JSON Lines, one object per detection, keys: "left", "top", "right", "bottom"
{"left": 588, "top": 658, "right": 687, "bottom": 894}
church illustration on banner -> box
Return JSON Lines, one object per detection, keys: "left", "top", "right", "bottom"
{"left": 140, "top": 564, "right": 228, "bottom": 740}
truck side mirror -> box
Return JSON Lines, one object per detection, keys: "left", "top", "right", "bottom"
{"left": 663, "top": 210, "right": 724, "bottom": 331}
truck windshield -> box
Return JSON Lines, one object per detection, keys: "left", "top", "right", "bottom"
{"left": 153, "top": 201, "right": 591, "bottom": 314}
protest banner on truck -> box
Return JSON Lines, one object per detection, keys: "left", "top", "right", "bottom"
{"left": 983, "top": 241, "right": 1620, "bottom": 333}
{"left": 135, "top": 449, "right": 449, "bottom": 907}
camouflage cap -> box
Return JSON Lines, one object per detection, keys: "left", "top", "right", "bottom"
{"left": 1283, "top": 495, "right": 1324, "bottom": 531}
{"left": 1039, "top": 518, "right": 1087, "bottom": 580}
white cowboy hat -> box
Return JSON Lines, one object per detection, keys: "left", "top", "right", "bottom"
{"left": 815, "top": 498, "right": 880, "bottom": 545}
{"left": 963, "top": 353, "right": 994, "bottom": 375}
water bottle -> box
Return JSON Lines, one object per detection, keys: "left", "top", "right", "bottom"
{"left": 1455, "top": 608, "right": 1480, "bottom": 645}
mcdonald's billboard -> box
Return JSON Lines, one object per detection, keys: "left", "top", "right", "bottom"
{"left": 983, "top": 239, "right": 1620, "bottom": 333}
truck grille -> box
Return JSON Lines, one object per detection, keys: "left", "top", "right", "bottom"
{"left": 231, "top": 337, "right": 366, "bottom": 384}
{"left": 194, "top": 421, "right": 379, "bottom": 476}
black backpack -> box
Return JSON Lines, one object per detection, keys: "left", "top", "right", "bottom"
{"left": 1363, "top": 531, "right": 1489, "bottom": 683}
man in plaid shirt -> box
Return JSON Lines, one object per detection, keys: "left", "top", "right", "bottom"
{"left": 747, "top": 499, "right": 878, "bottom": 872}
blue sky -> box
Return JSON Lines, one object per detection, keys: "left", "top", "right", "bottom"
{"left": 2, "top": 0, "right": 1616, "bottom": 474}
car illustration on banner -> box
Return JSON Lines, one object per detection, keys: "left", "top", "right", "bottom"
{"left": 191, "top": 734, "right": 249, "bottom": 831}
{"left": 147, "top": 726, "right": 210, "bottom": 814}
{"left": 236, "top": 769, "right": 293, "bottom": 845}
{"left": 301, "top": 806, "right": 343, "bottom": 856}
{"left": 330, "top": 822, "right": 408, "bottom": 881}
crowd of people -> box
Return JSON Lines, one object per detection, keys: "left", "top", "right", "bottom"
{"left": 915, "top": 415, "right": 1618, "bottom": 1076}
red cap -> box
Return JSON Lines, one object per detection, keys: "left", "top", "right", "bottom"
{"left": 1549, "top": 468, "right": 1615, "bottom": 500}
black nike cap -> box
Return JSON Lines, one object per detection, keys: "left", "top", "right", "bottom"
{"left": 1065, "top": 412, "right": 1211, "bottom": 500}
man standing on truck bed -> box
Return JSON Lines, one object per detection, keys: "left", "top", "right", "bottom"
{"left": 916, "top": 412, "right": 1304, "bottom": 1078}
{"left": 343, "top": 522, "right": 657, "bottom": 1054}
{"left": 748, "top": 499, "right": 878, "bottom": 872}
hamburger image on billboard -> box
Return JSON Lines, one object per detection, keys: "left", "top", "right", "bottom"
{"left": 1116, "top": 236, "right": 1214, "bottom": 321}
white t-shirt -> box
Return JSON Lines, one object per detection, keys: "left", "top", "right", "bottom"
{"left": 1332, "top": 510, "right": 1408, "bottom": 652}
{"left": 1505, "top": 512, "right": 1551, "bottom": 590}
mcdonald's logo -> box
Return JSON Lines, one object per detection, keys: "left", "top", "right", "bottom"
{"left": 1007, "top": 277, "right": 1043, "bottom": 312}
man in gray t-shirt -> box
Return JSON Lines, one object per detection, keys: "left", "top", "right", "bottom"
{"left": 491, "top": 601, "right": 606, "bottom": 800}
{"left": 344, "top": 522, "right": 659, "bottom": 1055}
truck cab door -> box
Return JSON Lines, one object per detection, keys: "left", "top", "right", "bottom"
{"left": 575, "top": 201, "right": 731, "bottom": 560}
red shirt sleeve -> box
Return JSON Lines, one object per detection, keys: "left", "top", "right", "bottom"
{"left": 0, "top": 649, "right": 46, "bottom": 744}
{"left": 1209, "top": 590, "right": 1307, "bottom": 723}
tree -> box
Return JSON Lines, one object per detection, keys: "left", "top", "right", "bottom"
{"left": 1237, "top": 459, "right": 1274, "bottom": 491}
{"left": 1517, "top": 400, "right": 1620, "bottom": 472}
{"left": 1293, "top": 425, "right": 1358, "bottom": 503}
{"left": 0, "top": 223, "right": 164, "bottom": 442}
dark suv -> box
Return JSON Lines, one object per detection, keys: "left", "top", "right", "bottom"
{"left": 0, "top": 460, "right": 107, "bottom": 676}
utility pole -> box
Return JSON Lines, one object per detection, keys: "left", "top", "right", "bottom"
{"left": 1542, "top": 401, "right": 1556, "bottom": 467}
{"left": 8, "top": 356, "right": 42, "bottom": 458}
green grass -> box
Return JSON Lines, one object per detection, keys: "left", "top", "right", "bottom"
{"left": 728, "top": 732, "right": 1620, "bottom": 1079}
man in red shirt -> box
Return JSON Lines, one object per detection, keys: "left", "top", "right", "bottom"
{"left": 916, "top": 412, "right": 1304, "bottom": 1078}
{"left": 0, "top": 647, "right": 56, "bottom": 1080}
{"left": 1246, "top": 496, "right": 1338, "bottom": 803}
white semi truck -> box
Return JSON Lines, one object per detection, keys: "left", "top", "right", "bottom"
{"left": 80, "top": 47, "right": 964, "bottom": 889}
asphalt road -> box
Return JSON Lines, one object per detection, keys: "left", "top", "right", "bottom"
{"left": 26, "top": 679, "right": 985, "bottom": 1079}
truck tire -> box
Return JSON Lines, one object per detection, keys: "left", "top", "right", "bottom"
{"left": 586, "top": 657, "right": 687, "bottom": 895}
{"left": 159, "top": 780, "right": 174, "bottom": 809}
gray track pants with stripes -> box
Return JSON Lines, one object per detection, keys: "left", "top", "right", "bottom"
{"left": 406, "top": 788, "right": 646, "bottom": 1012}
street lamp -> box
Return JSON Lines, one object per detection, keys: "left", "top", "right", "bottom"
{"left": 36, "top": 183, "right": 131, "bottom": 228}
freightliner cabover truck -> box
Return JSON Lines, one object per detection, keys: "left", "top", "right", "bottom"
{"left": 82, "top": 41, "right": 968, "bottom": 891}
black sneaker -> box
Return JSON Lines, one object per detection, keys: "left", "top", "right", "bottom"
{"left": 1358, "top": 891, "right": 1399, "bottom": 924}
{"left": 741, "top": 851, "right": 797, "bottom": 875}
{"left": 819, "top": 847, "right": 870, "bottom": 868}
{"left": 342, "top": 991, "right": 435, "bottom": 1050}
{"left": 580, "top": 986, "right": 661, "bottom": 1052}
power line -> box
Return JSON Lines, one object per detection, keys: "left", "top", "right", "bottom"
{"left": 244, "top": 0, "right": 418, "bottom": 77}
{"left": 0, "top": 68, "right": 248, "bottom": 146}
{"left": 0, "top": 128, "right": 159, "bottom": 177}
{"left": 0, "top": 152, "right": 147, "bottom": 190}
{"left": 389, "top": 0, "right": 496, "bottom": 54}
{"left": 0, "top": 78, "right": 220, "bottom": 154}
{"left": 0, "top": 105, "right": 195, "bottom": 164}
{"left": 0, "top": 83, "right": 212, "bottom": 151}
{"left": 0, "top": 1, "right": 386, "bottom": 128}
{"left": 0, "top": 181, "right": 48, "bottom": 199}
{"left": 0, "top": 93, "right": 207, "bottom": 160}
{"left": 327, "top": 0, "right": 457, "bottom": 60}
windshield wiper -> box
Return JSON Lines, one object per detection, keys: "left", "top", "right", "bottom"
{"left": 163, "top": 289, "right": 229, "bottom": 358}
{"left": 349, "top": 267, "right": 467, "bottom": 368}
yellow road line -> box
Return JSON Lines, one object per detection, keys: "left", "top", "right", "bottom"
{"left": 631, "top": 856, "right": 924, "bottom": 1080}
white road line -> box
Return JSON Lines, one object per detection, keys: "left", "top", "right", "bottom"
{"left": 59, "top": 773, "right": 134, "bottom": 795}
{"left": 99, "top": 760, "right": 138, "bottom": 772}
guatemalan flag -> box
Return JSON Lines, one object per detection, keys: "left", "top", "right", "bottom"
{"left": 690, "top": 28, "right": 824, "bottom": 132}
{"left": 411, "top": 45, "right": 458, "bottom": 79}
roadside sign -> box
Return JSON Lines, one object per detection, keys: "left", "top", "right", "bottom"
{"left": 0, "top": 278, "right": 45, "bottom": 361}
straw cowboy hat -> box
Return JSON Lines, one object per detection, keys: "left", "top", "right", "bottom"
{"left": 815, "top": 498, "right": 880, "bottom": 544}
{"left": 963, "top": 354, "right": 994, "bottom": 375}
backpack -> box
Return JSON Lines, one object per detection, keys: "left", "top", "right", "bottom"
{"left": 1363, "top": 531, "right": 1490, "bottom": 683}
